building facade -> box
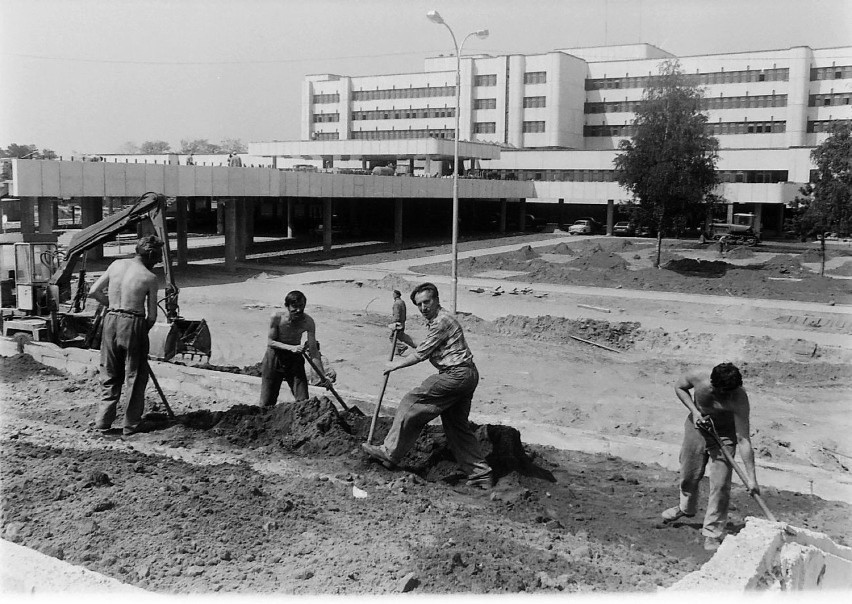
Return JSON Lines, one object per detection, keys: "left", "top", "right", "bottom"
{"left": 291, "top": 43, "right": 852, "bottom": 235}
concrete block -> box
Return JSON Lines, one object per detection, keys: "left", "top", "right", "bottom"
{"left": 669, "top": 517, "right": 852, "bottom": 591}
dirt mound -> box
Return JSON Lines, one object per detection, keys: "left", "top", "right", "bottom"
{"left": 550, "top": 242, "right": 575, "bottom": 255}
{"left": 193, "top": 362, "right": 262, "bottom": 377}
{"left": 567, "top": 246, "right": 629, "bottom": 271}
{"left": 725, "top": 246, "right": 756, "bottom": 259}
{"left": 828, "top": 260, "right": 852, "bottom": 276}
{"left": 663, "top": 258, "right": 727, "bottom": 277}
{"left": 798, "top": 248, "right": 827, "bottom": 263}
{"left": 487, "top": 315, "right": 640, "bottom": 350}
{"left": 0, "top": 353, "right": 64, "bottom": 384}
{"left": 758, "top": 255, "right": 808, "bottom": 276}
{"left": 509, "top": 245, "right": 540, "bottom": 260}
{"left": 374, "top": 273, "right": 417, "bottom": 295}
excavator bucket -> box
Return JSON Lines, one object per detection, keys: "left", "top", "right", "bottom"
{"left": 148, "top": 318, "right": 212, "bottom": 363}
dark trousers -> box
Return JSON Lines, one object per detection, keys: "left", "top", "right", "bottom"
{"left": 97, "top": 312, "right": 149, "bottom": 432}
{"left": 259, "top": 348, "right": 308, "bottom": 406}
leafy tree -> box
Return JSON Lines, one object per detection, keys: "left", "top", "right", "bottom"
{"left": 179, "top": 138, "right": 221, "bottom": 154}
{"left": 613, "top": 60, "right": 720, "bottom": 267}
{"left": 219, "top": 138, "right": 247, "bottom": 154}
{"left": 1, "top": 143, "right": 39, "bottom": 158}
{"left": 139, "top": 140, "right": 172, "bottom": 154}
{"left": 794, "top": 122, "right": 852, "bottom": 276}
{"left": 41, "top": 148, "right": 57, "bottom": 160}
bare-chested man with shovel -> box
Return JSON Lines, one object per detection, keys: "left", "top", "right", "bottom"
{"left": 88, "top": 235, "right": 163, "bottom": 435}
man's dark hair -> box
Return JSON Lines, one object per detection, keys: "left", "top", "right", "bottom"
{"left": 410, "top": 282, "right": 439, "bottom": 304}
{"left": 285, "top": 290, "right": 307, "bottom": 307}
{"left": 393, "top": 289, "right": 401, "bottom": 297}
{"left": 711, "top": 363, "right": 743, "bottom": 391}
{"left": 136, "top": 235, "right": 164, "bottom": 266}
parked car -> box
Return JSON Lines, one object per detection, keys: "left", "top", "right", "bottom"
{"left": 612, "top": 221, "right": 635, "bottom": 236}
{"left": 567, "top": 218, "right": 602, "bottom": 235}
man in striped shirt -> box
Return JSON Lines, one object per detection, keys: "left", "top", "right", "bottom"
{"left": 362, "top": 282, "right": 494, "bottom": 489}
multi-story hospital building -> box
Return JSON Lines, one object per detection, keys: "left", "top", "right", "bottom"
{"left": 251, "top": 43, "right": 852, "bottom": 236}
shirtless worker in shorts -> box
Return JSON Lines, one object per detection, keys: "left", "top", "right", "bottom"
{"left": 259, "top": 290, "right": 329, "bottom": 406}
{"left": 661, "top": 363, "right": 761, "bottom": 551}
{"left": 88, "top": 234, "right": 163, "bottom": 435}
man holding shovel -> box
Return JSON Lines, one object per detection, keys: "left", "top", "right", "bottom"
{"left": 362, "top": 282, "right": 493, "bottom": 490}
{"left": 662, "top": 362, "right": 761, "bottom": 551}
{"left": 259, "top": 290, "right": 329, "bottom": 407}
{"left": 88, "top": 235, "right": 163, "bottom": 435}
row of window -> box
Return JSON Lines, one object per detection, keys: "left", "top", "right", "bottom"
{"left": 491, "top": 169, "right": 789, "bottom": 183}
{"left": 523, "top": 120, "right": 546, "bottom": 133}
{"left": 351, "top": 85, "right": 455, "bottom": 101}
{"left": 313, "top": 132, "right": 339, "bottom": 140}
{"left": 350, "top": 128, "right": 455, "bottom": 140}
{"left": 807, "top": 119, "right": 852, "bottom": 133}
{"left": 312, "top": 113, "right": 340, "bottom": 123}
{"left": 474, "top": 98, "right": 497, "bottom": 110}
{"left": 350, "top": 107, "right": 455, "bottom": 121}
{"left": 585, "top": 94, "right": 788, "bottom": 114}
{"left": 584, "top": 120, "right": 787, "bottom": 137}
{"left": 475, "top": 74, "right": 497, "bottom": 87}
{"left": 586, "top": 68, "right": 790, "bottom": 90}
{"left": 474, "top": 122, "right": 496, "bottom": 134}
{"left": 809, "top": 93, "right": 852, "bottom": 107}
{"left": 524, "top": 71, "right": 547, "bottom": 85}
{"left": 313, "top": 93, "right": 340, "bottom": 104}
{"left": 811, "top": 65, "right": 852, "bottom": 80}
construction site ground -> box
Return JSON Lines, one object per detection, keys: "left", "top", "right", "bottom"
{"left": 2, "top": 232, "right": 851, "bottom": 594}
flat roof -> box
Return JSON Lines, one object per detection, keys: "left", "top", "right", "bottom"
{"left": 248, "top": 138, "right": 503, "bottom": 161}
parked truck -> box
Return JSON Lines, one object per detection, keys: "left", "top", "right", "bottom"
{"left": 0, "top": 192, "right": 212, "bottom": 362}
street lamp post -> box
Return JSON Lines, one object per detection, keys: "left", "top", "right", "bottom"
{"left": 427, "top": 10, "right": 488, "bottom": 314}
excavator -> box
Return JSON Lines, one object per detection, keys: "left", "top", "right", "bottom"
{"left": 0, "top": 192, "right": 212, "bottom": 362}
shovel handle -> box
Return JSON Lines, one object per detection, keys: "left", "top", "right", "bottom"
{"left": 146, "top": 361, "right": 176, "bottom": 420}
{"left": 367, "top": 329, "right": 399, "bottom": 444}
{"left": 703, "top": 422, "right": 777, "bottom": 522}
{"left": 302, "top": 351, "right": 350, "bottom": 411}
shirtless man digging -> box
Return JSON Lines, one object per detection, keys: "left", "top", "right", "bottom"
{"left": 88, "top": 235, "right": 163, "bottom": 435}
{"left": 661, "top": 362, "right": 761, "bottom": 551}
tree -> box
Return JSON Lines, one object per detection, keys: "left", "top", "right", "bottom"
{"left": 794, "top": 122, "right": 852, "bottom": 276}
{"left": 1, "top": 143, "right": 39, "bottom": 158}
{"left": 139, "top": 140, "right": 172, "bottom": 154}
{"left": 613, "top": 60, "right": 720, "bottom": 267}
{"left": 179, "top": 139, "right": 221, "bottom": 154}
{"left": 219, "top": 138, "right": 247, "bottom": 154}
{"left": 41, "top": 148, "right": 57, "bottom": 160}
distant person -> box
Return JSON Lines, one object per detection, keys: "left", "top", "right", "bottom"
{"left": 88, "top": 233, "right": 164, "bottom": 435}
{"left": 661, "top": 363, "right": 761, "bottom": 551}
{"left": 185, "top": 153, "right": 195, "bottom": 166}
{"left": 307, "top": 341, "right": 337, "bottom": 386}
{"left": 228, "top": 153, "right": 243, "bottom": 167}
{"left": 388, "top": 289, "right": 408, "bottom": 356}
{"left": 362, "top": 282, "right": 494, "bottom": 490}
{"left": 259, "top": 290, "right": 329, "bottom": 407}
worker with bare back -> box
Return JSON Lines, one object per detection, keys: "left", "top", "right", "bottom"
{"left": 88, "top": 235, "right": 163, "bottom": 435}
{"left": 259, "top": 290, "right": 329, "bottom": 407}
{"left": 661, "top": 362, "right": 760, "bottom": 551}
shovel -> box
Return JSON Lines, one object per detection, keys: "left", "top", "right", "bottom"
{"left": 367, "top": 329, "right": 399, "bottom": 445}
{"left": 302, "top": 351, "right": 364, "bottom": 416}
{"left": 146, "top": 360, "right": 176, "bottom": 421}
{"left": 700, "top": 418, "right": 777, "bottom": 522}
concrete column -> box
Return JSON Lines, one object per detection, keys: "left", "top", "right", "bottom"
{"left": 518, "top": 199, "right": 527, "bottom": 232}
{"left": 175, "top": 197, "right": 188, "bottom": 268}
{"left": 81, "top": 198, "right": 104, "bottom": 260}
{"left": 245, "top": 198, "right": 255, "bottom": 248}
{"left": 558, "top": 198, "right": 565, "bottom": 229}
{"left": 224, "top": 198, "right": 238, "bottom": 271}
{"left": 236, "top": 198, "right": 248, "bottom": 262}
{"left": 499, "top": 199, "right": 507, "bottom": 233}
{"left": 20, "top": 197, "right": 36, "bottom": 234}
{"left": 726, "top": 203, "right": 735, "bottom": 223}
{"left": 606, "top": 199, "right": 615, "bottom": 235}
{"left": 37, "top": 198, "right": 55, "bottom": 234}
{"left": 754, "top": 203, "right": 763, "bottom": 235}
{"left": 394, "top": 198, "right": 403, "bottom": 247}
{"left": 216, "top": 200, "right": 224, "bottom": 235}
{"left": 409, "top": 158, "right": 415, "bottom": 176}
{"left": 286, "top": 198, "right": 294, "bottom": 238}
{"left": 322, "top": 197, "right": 333, "bottom": 252}
{"left": 52, "top": 201, "right": 59, "bottom": 230}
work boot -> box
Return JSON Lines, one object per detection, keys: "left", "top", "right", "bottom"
{"left": 703, "top": 535, "right": 724, "bottom": 551}
{"left": 661, "top": 506, "right": 695, "bottom": 523}
{"left": 361, "top": 443, "right": 396, "bottom": 469}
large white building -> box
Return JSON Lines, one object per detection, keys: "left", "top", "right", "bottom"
{"left": 252, "top": 43, "right": 852, "bottom": 236}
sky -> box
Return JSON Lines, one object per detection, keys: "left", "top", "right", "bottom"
{"left": 1, "top": 0, "right": 851, "bottom": 157}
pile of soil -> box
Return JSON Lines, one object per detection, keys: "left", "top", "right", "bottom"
{"left": 482, "top": 315, "right": 641, "bottom": 351}
{"left": 663, "top": 258, "right": 728, "bottom": 277}
{"left": 550, "top": 242, "right": 575, "bottom": 255}
{"left": 725, "top": 246, "right": 756, "bottom": 259}
{"left": 828, "top": 260, "right": 852, "bottom": 276}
